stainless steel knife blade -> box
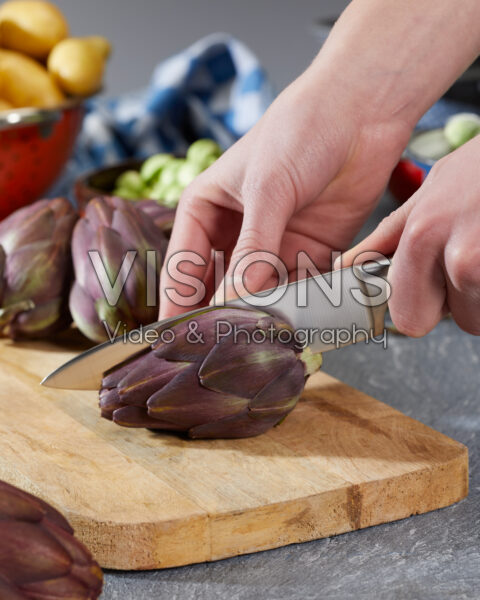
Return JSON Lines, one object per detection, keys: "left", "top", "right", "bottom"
{"left": 40, "top": 306, "right": 216, "bottom": 390}
{"left": 229, "top": 257, "right": 390, "bottom": 352}
{"left": 41, "top": 259, "right": 390, "bottom": 390}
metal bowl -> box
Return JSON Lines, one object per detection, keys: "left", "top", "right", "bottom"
{"left": 0, "top": 101, "right": 85, "bottom": 220}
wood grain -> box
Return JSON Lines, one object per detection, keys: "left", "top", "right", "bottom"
{"left": 0, "top": 335, "right": 468, "bottom": 569}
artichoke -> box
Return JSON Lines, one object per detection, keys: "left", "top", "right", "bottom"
{"left": 100, "top": 307, "right": 322, "bottom": 439}
{"left": 0, "top": 480, "right": 103, "bottom": 599}
{"left": 136, "top": 199, "right": 175, "bottom": 235}
{"left": 0, "top": 198, "right": 77, "bottom": 339}
{"left": 70, "top": 196, "right": 168, "bottom": 343}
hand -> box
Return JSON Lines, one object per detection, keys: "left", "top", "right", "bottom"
{"left": 159, "top": 0, "right": 480, "bottom": 320}
{"left": 340, "top": 134, "right": 480, "bottom": 337}
{"left": 159, "top": 66, "right": 410, "bottom": 318}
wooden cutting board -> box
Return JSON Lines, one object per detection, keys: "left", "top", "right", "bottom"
{"left": 0, "top": 333, "right": 468, "bottom": 570}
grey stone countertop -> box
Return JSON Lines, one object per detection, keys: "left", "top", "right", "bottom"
{"left": 102, "top": 196, "right": 480, "bottom": 599}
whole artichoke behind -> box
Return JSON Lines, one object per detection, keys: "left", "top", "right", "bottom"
{"left": 70, "top": 196, "right": 168, "bottom": 343}
{"left": 0, "top": 198, "right": 77, "bottom": 339}
{"left": 136, "top": 200, "right": 175, "bottom": 235}
{"left": 100, "top": 307, "right": 323, "bottom": 439}
{"left": 0, "top": 480, "right": 103, "bottom": 599}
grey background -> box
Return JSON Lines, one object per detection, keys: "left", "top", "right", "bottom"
{"left": 56, "top": 0, "right": 349, "bottom": 96}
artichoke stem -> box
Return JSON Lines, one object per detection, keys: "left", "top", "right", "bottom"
{"left": 300, "top": 347, "right": 323, "bottom": 376}
{"left": 0, "top": 299, "right": 35, "bottom": 325}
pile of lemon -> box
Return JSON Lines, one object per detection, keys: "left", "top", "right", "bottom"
{"left": 0, "top": 0, "right": 111, "bottom": 111}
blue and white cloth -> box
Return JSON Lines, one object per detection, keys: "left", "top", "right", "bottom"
{"left": 51, "top": 32, "right": 479, "bottom": 198}
{"left": 52, "top": 33, "right": 274, "bottom": 196}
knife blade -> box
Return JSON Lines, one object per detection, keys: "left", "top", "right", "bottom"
{"left": 41, "top": 258, "right": 390, "bottom": 390}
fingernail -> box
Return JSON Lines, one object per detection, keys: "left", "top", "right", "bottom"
{"left": 222, "top": 275, "right": 244, "bottom": 303}
{"left": 209, "top": 278, "right": 232, "bottom": 306}
{"left": 333, "top": 255, "right": 343, "bottom": 270}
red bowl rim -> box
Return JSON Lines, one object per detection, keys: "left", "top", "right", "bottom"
{"left": 0, "top": 99, "right": 85, "bottom": 132}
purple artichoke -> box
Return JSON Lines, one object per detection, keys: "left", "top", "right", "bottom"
{"left": 0, "top": 480, "right": 103, "bottom": 599}
{"left": 69, "top": 196, "right": 168, "bottom": 343}
{"left": 136, "top": 200, "right": 175, "bottom": 235}
{"left": 0, "top": 198, "right": 77, "bottom": 339}
{"left": 100, "top": 307, "right": 323, "bottom": 439}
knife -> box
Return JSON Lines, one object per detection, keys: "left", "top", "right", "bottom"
{"left": 41, "top": 257, "right": 390, "bottom": 390}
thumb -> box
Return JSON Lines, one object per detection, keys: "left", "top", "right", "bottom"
{"left": 335, "top": 202, "right": 413, "bottom": 269}
{"left": 217, "top": 201, "right": 291, "bottom": 303}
